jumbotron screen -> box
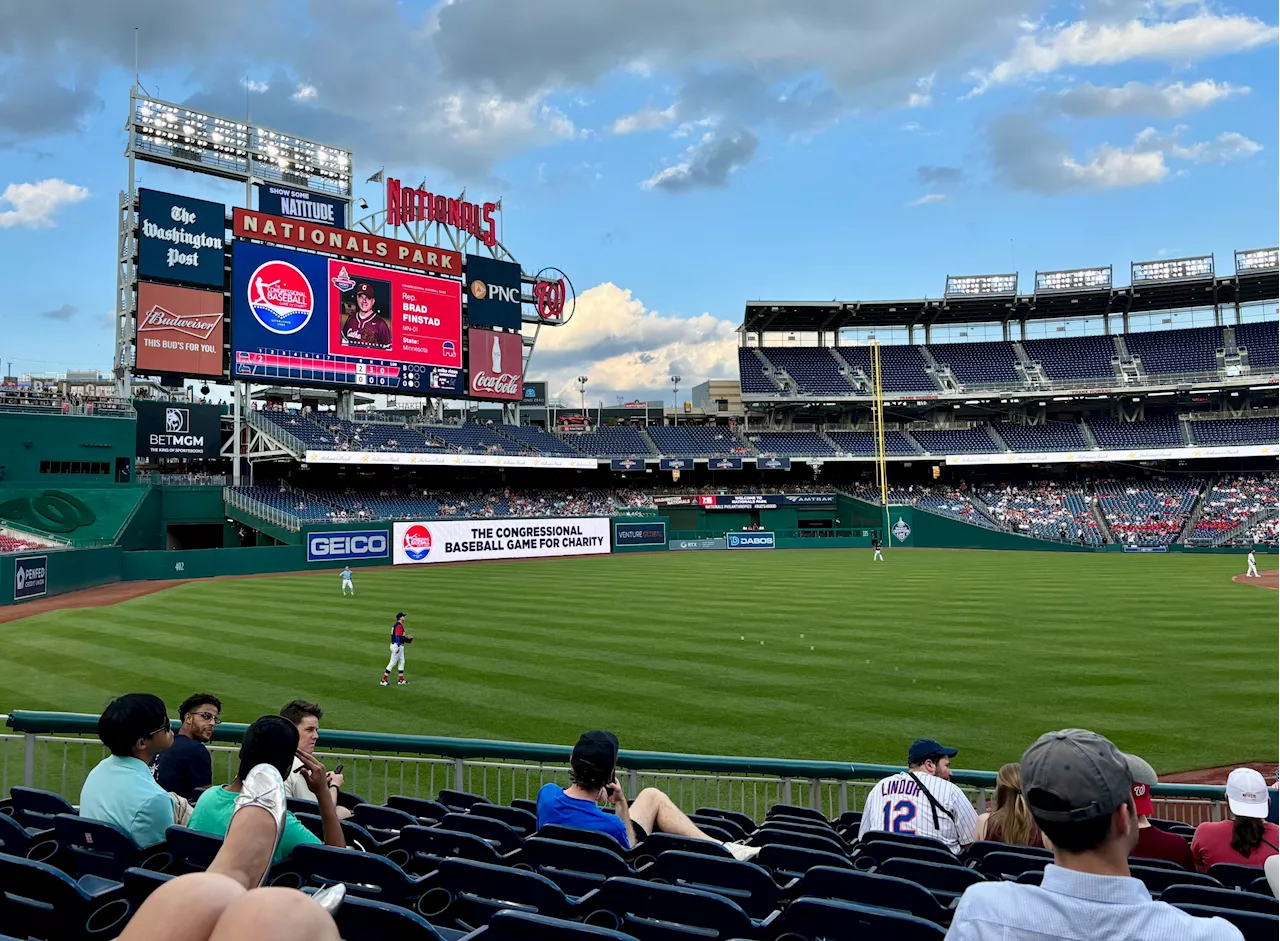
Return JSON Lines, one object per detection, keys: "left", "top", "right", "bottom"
{"left": 230, "top": 241, "right": 464, "bottom": 393}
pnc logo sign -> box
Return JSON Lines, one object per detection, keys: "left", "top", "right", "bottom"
{"left": 307, "top": 530, "right": 390, "bottom": 562}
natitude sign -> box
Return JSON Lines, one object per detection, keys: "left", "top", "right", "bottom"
{"left": 467, "top": 328, "right": 523, "bottom": 401}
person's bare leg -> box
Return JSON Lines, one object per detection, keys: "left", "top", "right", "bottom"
{"left": 117, "top": 873, "right": 245, "bottom": 941}
{"left": 628, "top": 787, "right": 721, "bottom": 842}
{"left": 206, "top": 802, "right": 278, "bottom": 889}
{"left": 208, "top": 888, "right": 339, "bottom": 941}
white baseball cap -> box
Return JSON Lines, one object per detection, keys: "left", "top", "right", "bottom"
{"left": 1226, "top": 768, "right": 1270, "bottom": 818}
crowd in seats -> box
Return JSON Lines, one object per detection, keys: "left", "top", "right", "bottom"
{"left": 1088, "top": 417, "right": 1186, "bottom": 449}
{"left": 826, "top": 430, "right": 920, "bottom": 456}
{"left": 1127, "top": 325, "right": 1223, "bottom": 375}
{"left": 1191, "top": 418, "right": 1278, "bottom": 446}
{"left": 1023, "top": 334, "right": 1120, "bottom": 381}
{"left": 911, "top": 427, "right": 996, "bottom": 455}
{"left": 235, "top": 486, "right": 654, "bottom": 522}
{"left": 1095, "top": 477, "right": 1202, "bottom": 546}
{"left": 1235, "top": 322, "right": 1279, "bottom": 371}
{"left": 976, "top": 482, "right": 1104, "bottom": 545}
{"left": 747, "top": 431, "right": 837, "bottom": 455}
{"left": 1236, "top": 516, "right": 1279, "bottom": 548}
{"left": 646, "top": 425, "right": 752, "bottom": 457}
{"left": 853, "top": 485, "right": 997, "bottom": 528}
{"left": 1192, "top": 476, "right": 1279, "bottom": 543}
{"left": 933, "top": 340, "right": 1022, "bottom": 387}
{"left": 993, "top": 422, "right": 1088, "bottom": 453}
{"left": 758, "top": 348, "right": 857, "bottom": 396}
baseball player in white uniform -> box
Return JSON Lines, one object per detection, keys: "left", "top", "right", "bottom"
{"left": 341, "top": 566, "right": 354, "bottom": 595}
{"left": 1247, "top": 549, "right": 1259, "bottom": 577}
{"left": 858, "top": 738, "right": 978, "bottom": 854}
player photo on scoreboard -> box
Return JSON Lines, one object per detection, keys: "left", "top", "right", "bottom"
{"left": 337, "top": 275, "right": 393, "bottom": 351}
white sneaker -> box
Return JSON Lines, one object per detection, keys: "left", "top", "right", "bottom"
{"left": 397, "top": 679, "right": 407, "bottom": 685}
{"left": 723, "top": 841, "right": 760, "bottom": 861}
{"left": 379, "top": 679, "right": 388, "bottom": 686}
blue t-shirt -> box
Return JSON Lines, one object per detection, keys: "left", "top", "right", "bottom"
{"left": 536, "top": 782, "right": 630, "bottom": 849}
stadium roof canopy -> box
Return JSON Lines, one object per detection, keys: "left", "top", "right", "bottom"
{"left": 742, "top": 267, "right": 1278, "bottom": 334}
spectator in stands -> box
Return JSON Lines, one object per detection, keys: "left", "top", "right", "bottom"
{"left": 1191, "top": 768, "right": 1279, "bottom": 872}
{"left": 279, "top": 700, "right": 351, "bottom": 819}
{"left": 80, "top": 693, "right": 176, "bottom": 848}
{"left": 973, "top": 762, "right": 1047, "bottom": 849}
{"left": 537, "top": 730, "right": 759, "bottom": 860}
{"left": 859, "top": 738, "right": 978, "bottom": 853}
{"left": 188, "top": 715, "right": 345, "bottom": 864}
{"left": 154, "top": 693, "right": 222, "bottom": 804}
{"left": 947, "top": 729, "right": 1241, "bottom": 941}
{"left": 1125, "top": 752, "right": 1194, "bottom": 869}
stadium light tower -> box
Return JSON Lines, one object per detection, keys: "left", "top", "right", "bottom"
{"left": 670, "top": 374, "right": 682, "bottom": 411}
{"left": 577, "top": 375, "right": 589, "bottom": 413}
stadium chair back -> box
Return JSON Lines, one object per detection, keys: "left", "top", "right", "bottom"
{"left": 469, "top": 909, "right": 638, "bottom": 940}
{"left": 1208, "top": 862, "right": 1268, "bottom": 891}
{"left": 578, "top": 875, "right": 762, "bottom": 938}
{"left": 398, "top": 825, "right": 509, "bottom": 873}
{"left": 327, "top": 893, "right": 454, "bottom": 941}
{"left": 387, "top": 795, "right": 451, "bottom": 825}
{"left": 9, "top": 788, "right": 76, "bottom": 831}
{"left": 754, "top": 843, "right": 855, "bottom": 881}
{"left": 641, "top": 849, "right": 781, "bottom": 919}
{"left": 834, "top": 811, "right": 863, "bottom": 830}
{"left": 630, "top": 832, "right": 734, "bottom": 869}
{"left": 417, "top": 856, "right": 576, "bottom": 927}
{"left": 511, "top": 799, "right": 539, "bottom": 817}
{"left": 1169, "top": 903, "right": 1279, "bottom": 941}
{"left": 164, "top": 826, "right": 224, "bottom": 874}
{"left": 749, "top": 827, "right": 849, "bottom": 858}
{"left": 0, "top": 851, "right": 130, "bottom": 941}
{"left": 469, "top": 802, "right": 539, "bottom": 836}
{"left": 1247, "top": 876, "right": 1270, "bottom": 896}
{"left": 351, "top": 803, "right": 419, "bottom": 834}
{"left": 440, "top": 811, "right": 524, "bottom": 854}
{"left": 1147, "top": 818, "right": 1182, "bottom": 832}
{"left": 512, "top": 837, "right": 632, "bottom": 897}
{"left": 797, "top": 865, "right": 951, "bottom": 925}
{"left": 286, "top": 797, "right": 320, "bottom": 816}
{"left": 121, "top": 866, "right": 173, "bottom": 912}
{"left": 759, "top": 819, "right": 849, "bottom": 849}
{"left": 696, "top": 808, "right": 757, "bottom": 836}
{"left": 1161, "top": 884, "right": 1278, "bottom": 915}
{"left": 293, "top": 812, "right": 386, "bottom": 855}
{"left": 289, "top": 843, "right": 425, "bottom": 906}
{"left": 775, "top": 896, "right": 947, "bottom": 940}
{"left": 1130, "top": 855, "right": 1187, "bottom": 871}
{"left": 53, "top": 813, "right": 170, "bottom": 881}
{"left": 688, "top": 813, "right": 750, "bottom": 843}
{"left": 856, "top": 829, "right": 951, "bottom": 855}
{"left": 0, "top": 812, "right": 57, "bottom": 862}
{"left": 1130, "top": 863, "right": 1221, "bottom": 896}
{"left": 962, "top": 840, "right": 1052, "bottom": 864}
{"left": 767, "top": 804, "right": 829, "bottom": 825}
{"left": 537, "top": 823, "right": 627, "bottom": 857}
{"left": 975, "top": 850, "right": 1051, "bottom": 880}
{"left": 438, "top": 789, "right": 491, "bottom": 811}
{"left": 878, "top": 858, "right": 985, "bottom": 900}
{"left": 855, "top": 838, "right": 957, "bottom": 869}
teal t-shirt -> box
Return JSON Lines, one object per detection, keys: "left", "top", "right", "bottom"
{"left": 188, "top": 785, "right": 320, "bottom": 862}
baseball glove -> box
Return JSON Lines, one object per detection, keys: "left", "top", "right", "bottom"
{"left": 404, "top": 635, "right": 415, "bottom": 644}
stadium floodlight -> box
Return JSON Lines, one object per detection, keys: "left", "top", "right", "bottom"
{"left": 1235, "top": 247, "right": 1279, "bottom": 273}
{"left": 944, "top": 273, "right": 1018, "bottom": 298}
{"left": 670, "top": 374, "right": 682, "bottom": 410}
{"left": 1130, "top": 255, "right": 1214, "bottom": 284}
{"left": 1034, "top": 266, "right": 1112, "bottom": 294}
{"left": 577, "top": 375, "right": 589, "bottom": 413}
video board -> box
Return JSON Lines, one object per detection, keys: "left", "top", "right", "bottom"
{"left": 230, "top": 241, "right": 463, "bottom": 393}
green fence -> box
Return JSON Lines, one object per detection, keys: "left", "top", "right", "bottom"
{"left": 0, "top": 546, "right": 122, "bottom": 602}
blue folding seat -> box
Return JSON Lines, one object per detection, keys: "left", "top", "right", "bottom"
{"left": 438, "top": 789, "right": 491, "bottom": 812}
{"left": 512, "top": 837, "right": 632, "bottom": 896}
{"left": 630, "top": 832, "right": 733, "bottom": 868}
{"left": 461, "top": 909, "right": 636, "bottom": 940}
{"left": 976, "top": 850, "right": 1051, "bottom": 880}
{"left": 388, "top": 795, "right": 452, "bottom": 824}
{"left": 640, "top": 849, "right": 781, "bottom": 919}
{"left": 511, "top": 799, "right": 539, "bottom": 817}
{"left": 287, "top": 796, "right": 321, "bottom": 815}
{"left": 757, "top": 821, "right": 848, "bottom": 854}
{"left": 165, "top": 826, "right": 224, "bottom": 873}
{"left": 9, "top": 787, "right": 76, "bottom": 831}
{"left": 294, "top": 812, "right": 388, "bottom": 855}
{"left": 834, "top": 811, "right": 863, "bottom": 830}
{"left": 54, "top": 813, "right": 171, "bottom": 881}
{"left": 855, "top": 838, "right": 957, "bottom": 869}
{"left": 796, "top": 865, "right": 951, "bottom": 925}
{"left": 1131, "top": 855, "right": 1187, "bottom": 872}
{"left": 1130, "top": 864, "right": 1221, "bottom": 896}
{"left": 962, "top": 840, "right": 1051, "bottom": 864}
{"left": 766, "top": 804, "right": 829, "bottom": 825}
{"left": 1162, "top": 884, "right": 1278, "bottom": 914}
{"left": 878, "top": 858, "right": 984, "bottom": 903}
{"left": 287, "top": 843, "right": 429, "bottom": 908}
{"left": 353, "top": 803, "right": 420, "bottom": 836}
{"left": 121, "top": 866, "right": 173, "bottom": 911}
{"left": 0, "top": 851, "right": 131, "bottom": 940}
{"left": 857, "top": 829, "right": 951, "bottom": 855}
{"left": 0, "top": 811, "right": 57, "bottom": 861}
{"left": 538, "top": 823, "right": 627, "bottom": 856}
{"left": 1170, "top": 904, "right": 1278, "bottom": 941}
{"left": 418, "top": 857, "right": 578, "bottom": 928}
{"left": 696, "top": 808, "right": 757, "bottom": 835}
{"left": 578, "top": 876, "right": 773, "bottom": 939}
{"left": 323, "top": 892, "right": 460, "bottom": 941}
{"left": 439, "top": 812, "right": 524, "bottom": 854}
{"left": 688, "top": 814, "right": 750, "bottom": 843}
{"left": 755, "top": 843, "right": 854, "bottom": 881}
{"left": 774, "top": 896, "right": 946, "bottom": 940}
{"left": 399, "top": 825, "right": 510, "bottom": 874}
{"left": 468, "top": 803, "right": 538, "bottom": 836}
{"left": 1248, "top": 876, "right": 1270, "bottom": 896}
{"left": 1208, "top": 862, "right": 1267, "bottom": 890}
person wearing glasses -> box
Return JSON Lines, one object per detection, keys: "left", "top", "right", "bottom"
{"left": 80, "top": 693, "right": 177, "bottom": 849}
{"left": 155, "top": 693, "right": 223, "bottom": 804}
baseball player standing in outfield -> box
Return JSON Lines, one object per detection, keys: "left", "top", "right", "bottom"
{"left": 858, "top": 738, "right": 978, "bottom": 854}
{"left": 341, "top": 566, "right": 355, "bottom": 595}
{"left": 872, "top": 535, "right": 884, "bottom": 562}
{"left": 380, "top": 612, "right": 411, "bottom": 686}
{"left": 1247, "top": 549, "right": 1259, "bottom": 577}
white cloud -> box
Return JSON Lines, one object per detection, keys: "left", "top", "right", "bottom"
{"left": 1061, "top": 142, "right": 1169, "bottom": 188}
{"left": 291, "top": 83, "right": 317, "bottom": 102}
{"left": 530, "top": 282, "right": 739, "bottom": 401}
{"left": 973, "top": 12, "right": 1278, "bottom": 91}
{"left": 906, "top": 193, "right": 949, "bottom": 207}
{"left": 242, "top": 78, "right": 270, "bottom": 93}
{"left": 1134, "top": 126, "right": 1262, "bottom": 164}
{"left": 1046, "top": 79, "right": 1248, "bottom": 117}
{"left": 610, "top": 104, "right": 677, "bottom": 134}
{"left": 641, "top": 128, "right": 758, "bottom": 192}
{"left": 906, "top": 73, "right": 935, "bottom": 108}
{"left": 0, "top": 178, "right": 88, "bottom": 228}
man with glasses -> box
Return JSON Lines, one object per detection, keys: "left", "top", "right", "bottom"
{"left": 155, "top": 693, "right": 223, "bottom": 804}
{"left": 80, "top": 693, "right": 176, "bottom": 849}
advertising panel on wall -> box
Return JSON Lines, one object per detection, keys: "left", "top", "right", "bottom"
{"left": 652, "top": 493, "right": 834, "bottom": 509}
{"left": 614, "top": 520, "right": 667, "bottom": 547}
{"left": 756, "top": 456, "right": 792, "bottom": 471}
{"left": 137, "top": 189, "right": 227, "bottom": 289}
{"left": 306, "top": 529, "right": 389, "bottom": 563}
{"left": 610, "top": 458, "right": 645, "bottom": 472}
{"left": 659, "top": 458, "right": 692, "bottom": 472}
{"left": 727, "top": 531, "right": 775, "bottom": 549}
{"left": 14, "top": 555, "right": 48, "bottom": 601}
{"left": 467, "top": 328, "right": 523, "bottom": 400}
{"left": 134, "top": 282, "right": 225, "bottom": 377}
{"left": 465, "top": 255, "right": 523, "bottom": 330}
{"left": 135, "top": 400, "right": 222, "bottom": 458}
{"left": 670, "top": 538, "right": 727, "bottom": 551}
{"left": 708, "top": 457, "right": 743, "bottom": 470}
{"left": 258, "top": 184, "right": 347, "bottom": 229}
{"left": 230, "top": 241, "right": 462, "bottom": 392}
{"left": 522, "top": 381, "right": 547, "bottom": 407}
{"left": 392, "top": 518, "right": 610, "bottom": 565}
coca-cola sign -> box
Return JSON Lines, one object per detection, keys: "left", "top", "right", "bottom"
{"left": 134, "top": 281, "right": 226, "bottom": 378}
{"left": 466, "top": 328, "right": 523, "bottom": 401}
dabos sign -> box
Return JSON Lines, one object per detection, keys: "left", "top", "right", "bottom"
{"left": 393, "top": 518, "right": 610, "bottom": 565}
{"left": 306, "top": 529, "right": 389, "bottom": 563}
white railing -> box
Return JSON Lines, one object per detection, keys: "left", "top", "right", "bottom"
{"left": 223, "top": 488, "right": 302, "bottom": 532}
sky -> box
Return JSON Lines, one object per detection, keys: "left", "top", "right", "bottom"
{"left": 0, "top": 0, "right": 1275, "bottom": 404}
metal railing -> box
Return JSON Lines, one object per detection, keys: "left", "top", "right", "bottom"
{"left": 2, "top": 712, "right": 1247, "bottom": 826}
{"left": 136, "top": 473, "right": 228, "bottom": 487}
{"left": 244, "top": 409, "right": 307, "bottom": 456}
{"left": 223, "top": 488, "right": 302, "bottom": 532}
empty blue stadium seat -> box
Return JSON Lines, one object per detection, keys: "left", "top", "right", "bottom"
{"left": 1191, "top": 417, "right": 1278, "bottom": 446}
{"left": 1126, "top": 326, "right": 1222, "bottom": 375}
{"left": 577, "top": 875, "right": 769, "bottom": 939}
{"left": 569, "top": 427, "right": 653, "bottom": 457}
{"left": 1169, "top": 903, "right": 1278, "bottom": 941}
{"left": 511, "top": 837, "right": 632, "bottom": 896}
{"left": 497, "top": 425, "right": 583, "bottom": 455}
{"left": 1207, "top": 863, "right": 1269, "bottom": 891}
{"left": 746, "top": 431, "right": 836, "bottom": 455}
{"left": 1161, "top": 884, "right": 1277, "bottom": 914}
{"left": 797, "top": 865, "right": 951, "bottom": 925}
{"left": 911, "top": 428, "right": 997, "bottom": 455}
{"left": 836, "top": 346, "right": 936, "bottom": 393}
{"left": 462, "top": 909, "right": 637, "bottom": 940}
{"left": 645, "top": 426, "right": 750, "bottom": 457}
{"left": 738, "top": 349, "right": 783, "bottom": 395}
{"left": 775, "top": 896, "right": 947, "bottom": 940}
{"left": 993, "top": 422, "right": 1087, "bottom": 452}
{"left": 54, "top": 814, "right": 171, "bottom": 882}
{"left": 1023, "top": 335, "right": 1119, "bottom": 381}
{"left": 930, "top": 340, "right": 1022, "bottom": 387}
{"left": 0, "top": 851, "right": 131, "bottom": 940}
{"left": 826, "top": 431, "right": 919, "bottom": 455}
{"left": 758, "top": 348, "right": 857, "bottom": 396}
{"left": 1236, "top": 321, "right": 1279, "bottom": 370}
{"left": 418, "top": 857, "right": 578, "bottom": 928}
{"left": 639, "top": 850, "right": 781, "bottom": 920}
{"left": 9, "top": 787, "right": 75, "bottom": 831}
{"left": 0, "top": 812, "right": 56, "bottom": 861}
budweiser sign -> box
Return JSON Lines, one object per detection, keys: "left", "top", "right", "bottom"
{"left": 138, "top": 305, "right": 223, "bottom": 340}
{"left": 134, "top": 282, "right": 225, "bottom": 379}
{"left": 466, "top": 328, "right": 523, "bottom": 401}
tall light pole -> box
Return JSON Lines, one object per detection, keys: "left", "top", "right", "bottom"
{"left": 670, "top": 374, "right": 682, "bottom": 426}
{"left": 577, "top": 375, "right": 589, "bottom": 414}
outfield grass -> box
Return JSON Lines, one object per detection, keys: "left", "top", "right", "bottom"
{"left": 0, "top": 549, "right": 1273, "bottom": 776}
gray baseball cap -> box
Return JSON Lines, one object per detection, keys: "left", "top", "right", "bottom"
{"left": 1021, "top": 729, "right": 1132, "bottom": 823}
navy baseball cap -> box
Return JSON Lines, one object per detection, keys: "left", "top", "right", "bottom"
{"left": 572, "top": 730, "right": 619, "bottom": 774}
{"left": 909, "top": 738, "right": 959, "bottom": 765}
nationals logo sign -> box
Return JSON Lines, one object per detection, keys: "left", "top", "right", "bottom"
{"left": 533, "top": 267, "right": 575, "bottom": 325}
{"left": 247, "top": 259, "right": 314, "bottom": 334}
{"left": 467, "top": 328, "right": 523, "bottom": 401}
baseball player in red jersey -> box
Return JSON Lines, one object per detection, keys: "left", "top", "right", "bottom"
{"left": 380, "top": 612, "right": 411, "bottom": 686}
{"left": 341, "top": 283, "right": 392, "bottom": 349}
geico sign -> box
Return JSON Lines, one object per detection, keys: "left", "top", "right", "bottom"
{"left": 307, "top": 531, "right": 389, "bottom": 561}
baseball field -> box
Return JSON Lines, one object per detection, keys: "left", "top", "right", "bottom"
{"left": 0, "top": 549, "right": 1273, "bottom": 776}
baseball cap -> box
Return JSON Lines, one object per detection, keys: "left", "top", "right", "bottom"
{"left": 1226, "top": 768, "right": 1270, "bottom": 819}
{"left": 1124, "top": 753, "right": 1158, "bottom": 816}
{"left": 1021, "top": 729, "right": 1131, "bottom": 823}
{"left": 571, "top": 730, "right": 619, "bottom": 775}
{"left": 908, "top": 738, "right": 959, "bottom": 766}
{"left": 357, "top": 283, "right": 375, "bottom": 298}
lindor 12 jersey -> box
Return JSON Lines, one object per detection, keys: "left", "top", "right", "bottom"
{"left": 857, "top": 771, "right": 979, "bottom": 853}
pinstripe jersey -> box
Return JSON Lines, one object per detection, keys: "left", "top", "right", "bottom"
{"left": 857, "top": 769, "right": 979, "bottom": 853}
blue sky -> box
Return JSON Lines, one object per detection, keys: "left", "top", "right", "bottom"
{"left": 0, "top": 0, "right": 1275, "bottom": 401}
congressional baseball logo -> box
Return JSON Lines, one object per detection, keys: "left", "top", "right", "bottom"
{"left": 469, "top": 279, "right": 488, "bottom": 301}
{"left": 892, "top": 518, "right": 912, "bottom": 543}
{"left": 247, "top": 259, "right": 314, "bottom": 334}
{"left": 402, "top": 524, "right": 433, "bottom": 561}
{"left": 165, "top": 408, "right": 189, "bottom": 433}
{"left": 331, "top": 266, "right": 357, "bottom": 293}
